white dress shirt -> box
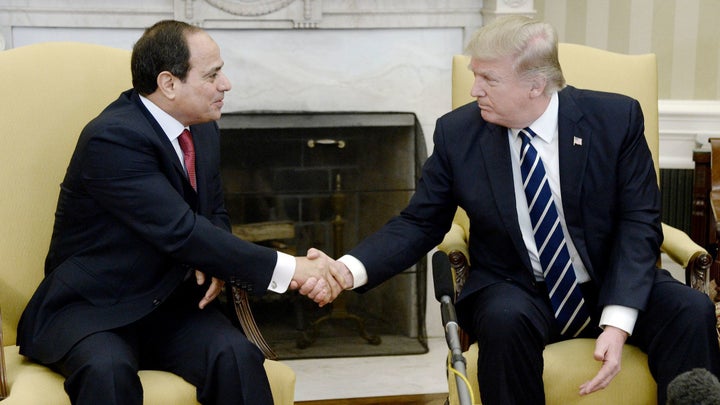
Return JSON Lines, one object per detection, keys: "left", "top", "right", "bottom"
{"left": 139, "top": 95, "right": 293, "bottom": 293}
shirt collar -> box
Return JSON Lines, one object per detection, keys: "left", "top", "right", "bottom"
{"left": 139, "top": 95, "right": 186, "bottom": 141}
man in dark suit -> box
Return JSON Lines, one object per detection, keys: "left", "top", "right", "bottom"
{"left": 17, "top": 20, "right": 338, "bottom": 405}
{"left": 311, "top": 16, "right": 720, "bottom": 404}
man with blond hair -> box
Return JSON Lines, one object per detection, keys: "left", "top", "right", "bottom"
{"left": 314, "top": 16, "right": 720, "bottom": 404}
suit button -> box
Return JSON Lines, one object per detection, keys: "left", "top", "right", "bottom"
{"left": 152, "top": 299, "right": 161, "bottom": 306}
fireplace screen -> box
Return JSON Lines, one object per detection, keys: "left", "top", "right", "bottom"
{"left": 219, "top": 112, "right": 428, "bottom": 359}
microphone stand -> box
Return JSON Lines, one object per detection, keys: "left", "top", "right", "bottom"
{"left": 441, "top": 295, "right": 472, "bottom": 405}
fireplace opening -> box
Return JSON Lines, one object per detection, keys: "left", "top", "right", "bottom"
{"left": 219, "top": 112, "right": 428, "bottom": 359}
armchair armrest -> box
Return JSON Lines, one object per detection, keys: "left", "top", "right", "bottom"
{"left": 438, "top": 208, "right": 472, "bottom": 350}
{"left": 438, "top": 222, "right": 470, "bottom": 260}
{"left": 438, "top": 223, "right": 470, "bottom": 300}
{"left": 661, "top": 223, "right": 713, "bottom": 296}
{"left": 438, "top": 209, "right": 471, "bottom": 300}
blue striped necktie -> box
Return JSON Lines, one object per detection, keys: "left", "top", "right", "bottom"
{"left": 519, "top": 127, "right": 591, "bottom": 337}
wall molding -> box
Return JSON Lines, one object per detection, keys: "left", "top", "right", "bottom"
{"left": 0, "top": 0, "right": 487, "bottom": 49}
{"left": 659, "top": 99, "right": 720, "bottom": 169}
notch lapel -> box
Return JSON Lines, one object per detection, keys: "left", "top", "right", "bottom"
{"left": 480, "top": 124, "right": 534, "bottom": 272}
{"left": 132, "top": 91, "right": 189, "bottom": 185}
{"left": 557, "top": 88, "right": 593, "bottom": 274}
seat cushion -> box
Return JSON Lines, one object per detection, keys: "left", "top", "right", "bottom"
{"left": 2, "top": 345, "right": 295, "bottom": 404}
{"left": 448, "top": 338, "right": 656, "bottom": 405}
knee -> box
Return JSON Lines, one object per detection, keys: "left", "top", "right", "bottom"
{"left": 76, "top": 350, "right": 136, "bottom": 380}
{"left": 64, "top": 350, "right": 139, "bottom": 396}
{"left": 474, "top": 301, "right": 546, "bottom": 346}
{"left": 208, "top": 332, "right": 264, "bottom": 366}
{"left": 675, "top": 289, "right": 717, "bottom": 330}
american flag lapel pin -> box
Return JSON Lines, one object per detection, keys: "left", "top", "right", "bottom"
{"left": 573, "top": 136, "right": 583, "bottom": 146}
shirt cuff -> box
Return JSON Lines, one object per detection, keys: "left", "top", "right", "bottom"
{"left": 338, "top": 254, "right": 368, "bottom": 289}
{"left": 599, "top": 305, "right": 638, "bottom": 336}
{"left": 267, "top": 251, "right": 295, "bottom": 293}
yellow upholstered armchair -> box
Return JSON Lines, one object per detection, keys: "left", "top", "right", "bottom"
{"left": 0, "top": 42, "right": 295, "bottom": 404}
{"left": 439, "top": 44, "right": 714, "bottom": 404}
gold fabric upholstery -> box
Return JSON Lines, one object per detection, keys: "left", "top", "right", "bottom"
{"left": 0, "top": 42, "right": 295, "bottom": 404}
{"left": 440, "top": 43, "right": 713, "bottom": 405}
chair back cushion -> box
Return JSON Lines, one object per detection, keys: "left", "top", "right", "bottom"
{"left": 452, "top": 43, "right": 659, "bottom": 176}
{"left": 0, "top": 42, "right": 131, "bottom": 345}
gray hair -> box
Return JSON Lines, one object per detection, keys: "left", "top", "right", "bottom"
{"left": 465, "top": 15, "right": 565, "bottom": 95}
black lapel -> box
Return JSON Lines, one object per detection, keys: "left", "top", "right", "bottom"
{"left": 131, "top": 91, "right": 187, "bottom": 179}
{"left": 480, "top": 123, "right": 534, "bottom": 271}
{"left": 557, "top": 87, "right": 593, "bottom": 270}
{"left": 131, "top": 91, "right": 198, "bottom": 206}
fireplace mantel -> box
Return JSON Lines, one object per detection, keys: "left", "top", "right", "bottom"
{"left": 0, "top": 0, "right": 495, "bottom": 46}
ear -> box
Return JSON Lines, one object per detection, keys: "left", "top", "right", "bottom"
{"left": 156, "top": 71, "right": 177, "bottom": 100}
{"left": 529, "top": 75, "right": 548, "bottom": 98}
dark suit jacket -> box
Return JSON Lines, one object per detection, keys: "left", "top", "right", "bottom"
{"left": 349, "top": 86, "right": 662, "bottom": 317}
{"left": 18, "top": 89, "right": 278, "bottom": 363}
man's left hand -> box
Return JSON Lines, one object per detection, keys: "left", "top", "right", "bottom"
{"left": 195, "top": 270, "right": 225, "bottom": 309}
{"left": 579, "top": 325, "right": 629, "bottom": 396}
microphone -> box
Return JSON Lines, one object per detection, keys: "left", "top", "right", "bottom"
{"left": 432, "top": 250, "right": 472, "bottom": 405}
{"left": 666, "top": 368, "right": 720, "bottom": 404}
{"left": 432, "top": 250, "right": 457, "bottom": 327}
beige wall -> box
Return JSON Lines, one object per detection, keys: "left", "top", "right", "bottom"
{"left": 534, "top": 0, "right": 720, "bottom": 100}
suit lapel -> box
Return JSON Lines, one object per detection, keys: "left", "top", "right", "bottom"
{"left": 132, "top": 92, "right": 188, "bottom": 182}
{"left": 557, "top": 87, "right": 593, "bottom": 273}
{"left": 132, "top": 91, "right": 198, "bottom": 207}
{"left": 480, "top": 124, "right": 534, "bottom": 271}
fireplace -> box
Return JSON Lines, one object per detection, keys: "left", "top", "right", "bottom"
{"left": 219, "top": 111, "right": 428, "bottom": 359}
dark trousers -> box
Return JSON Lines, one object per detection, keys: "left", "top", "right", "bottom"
{"left": 51, "top": 281, "right": 273, "bottom": 405}
{"left": 458, "top": 269, "right": 720, "bottom": 405}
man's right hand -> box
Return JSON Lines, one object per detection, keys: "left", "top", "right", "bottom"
{"left": 579, "top": 326, "right": 628, "bottom": 396}
{"left": 290, "top": 248, "right": 354, "bottom": 306}
{"left": 291, "top": 248, "right": 341, "bottom": 306}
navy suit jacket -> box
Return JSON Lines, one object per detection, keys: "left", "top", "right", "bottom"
{"left": 349, "top": 86, "right": 662, "bottom": 317}
{"left": 18, "top": 90, "right": 278, "bottom": 363}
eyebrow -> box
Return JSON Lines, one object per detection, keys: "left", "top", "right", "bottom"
{"left": 476, "top": 70, "right": 499, "bottom": 79}
{"left": 202, "top": 63, "right": 224, "bottom": 78}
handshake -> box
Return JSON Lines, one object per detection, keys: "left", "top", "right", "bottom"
{"left": 291, "top": 248, "right": 354, "bottom": 307}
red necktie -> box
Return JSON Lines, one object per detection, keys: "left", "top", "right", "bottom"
{"left": 178, "top": 129, "right": 196, "bottom": 190}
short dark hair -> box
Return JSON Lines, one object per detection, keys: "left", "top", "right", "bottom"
{"left": 131, "top": 20, "right": 201, "bottom": 95}
{"left": 666, "top": 368, "right": 720, "bottom": 405}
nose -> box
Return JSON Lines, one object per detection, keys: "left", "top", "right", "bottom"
{"left": 218, "top": 71, "right": 232, "bottom": 92}
{"left": 470, "top": 77, "right": 486, "bottom": 98}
